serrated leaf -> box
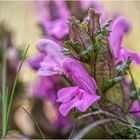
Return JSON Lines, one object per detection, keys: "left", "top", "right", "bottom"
{"left": 116, "top": 57, "right": 132, "bottom": 75}
{"left": 101, "top": 76, "right": 124, "bottom": 92}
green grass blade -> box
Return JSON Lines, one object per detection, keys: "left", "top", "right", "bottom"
{"left": 5, "top": 45, "right": 30, "bottom": 130}
{"left": 1, "top": 46, "right": 7, "bottom": 137}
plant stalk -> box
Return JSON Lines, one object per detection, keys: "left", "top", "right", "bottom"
{"left": 2, "top": 45, "right": 8, "bottom": 137}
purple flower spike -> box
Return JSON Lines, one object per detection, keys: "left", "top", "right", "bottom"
{"left": 57, "top": 58, "right": 100, "bottom": 116}
{"left": 36, "top": 39, "right": 66, "bottom": 76}
{"left": 37, "top": 1, "right": 70, "bottom": 39}
{"left": 109, "top": 16, "right": 140, "bottom": 65}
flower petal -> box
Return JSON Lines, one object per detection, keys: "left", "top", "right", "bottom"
{"left": 59, "top": 89, "right": 100, "bottom": 116}
{"left": 109, "top": 16, "right": 131, "bottom": 59}
{"left": 120, "top": 47, "right": 140, "bottom": 65}
{"left": 59, "top": 97, "right": 78, "bottom": 117}
{"left": 36, "top": 39, "right": 64, "bottom": 65}
{"left": 75, "top": 89, "right": 100, "bottom": 112}
{"left": 62, "top": 58, "right": 97, "bottom": 95}
{"left": 130, "top": 100, "right": 140, "bottom": 119}
{"left": 35, "top": 39, "right": 65, "bottom": 75}
{"left": 34, "top": 77, "right": 56, "bottom": 103}
{"left": 38, "top": 61, "right": 59, "bottom": 76}
{"left": 37, "top": 1, "right": 70, "bottom": 39}
{"left": 28, "top": 54, "right": 44, "bottom": 70}
{"left": 57, "top": 86, "right": 79, "bottom": 103}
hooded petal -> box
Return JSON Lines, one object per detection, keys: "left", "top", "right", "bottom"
{"left": 37, "top": 55, "right": 60, "bottom": 76}
{"left": 38, "top": 61, "right": 59, "bottom": 76}
{"left": 120, "top": 47, "right": 140, "bottom": 65}
{"left": 62, "top": 58, "right": 97, "bottom": 95}
{"left": 57, "top": 86, "right": 79, "bottom": 103}
{"left": 109, "top": 16, "right": 131, "bottom": 58}
{"left": 36, "top": 39, "right": 66, "bottom": 75}
{"left": 36, "top": 39, "right": 62, "bottom": 60}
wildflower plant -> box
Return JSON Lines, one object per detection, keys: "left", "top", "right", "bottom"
{"left": 32, "top": 8, "right": 140, "bottom": 138}
{"left": 29, "top": 1, "right": 108, "bottom": 138}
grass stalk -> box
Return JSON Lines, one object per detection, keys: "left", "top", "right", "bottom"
{"left": 1, "top": 46, "right": 8, "bottom": 137}
{"left": 5, "top": 45, "right": 29, "bottom": 132}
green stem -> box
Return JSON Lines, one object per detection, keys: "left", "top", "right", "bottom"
{"left": 2, "top": 46, "right": 8, "bottom": 137}
{"left": 129, "top": 69, "right": 140, "bottom": 110}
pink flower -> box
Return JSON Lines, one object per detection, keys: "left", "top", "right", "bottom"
{"left": 37, "top": 0, "right": 70, "bottom": 39}
{"left": 109, "top": 16, "right": 140, "bottom": 64}
{"left": 35, "top": 39, "right": 66, "bottom": 76}
{"left": 36, "top": 1, "right": 106, "bottom": 39}
{"left": 57, "top": 58, "right": 100, "bottom": 116}
{"left": 29, "top": 45, "right": 72, "bottom": 130}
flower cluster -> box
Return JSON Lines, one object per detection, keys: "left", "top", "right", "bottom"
{"left": 30, "top": 4, "right": 140, "bottom": 138}
{"left": 31, "top": 7, "right": 140, "bottom": 115}
{"left": 30, "top": 0, "right": 107, "bottom": 132}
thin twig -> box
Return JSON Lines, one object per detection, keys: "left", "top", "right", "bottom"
{"left": 68, "top": 120, "right": 78, "bottom": 140}
{"left": 73, "top": 118, "right": 117, "bottom": 139}
{"left": 22, "top": 107, "right": 46, "bottom": 140}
